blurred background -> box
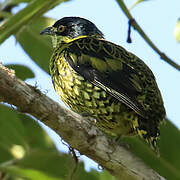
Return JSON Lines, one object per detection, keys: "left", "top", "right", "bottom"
{"left": 0, "top": 0, "right": 180, "bottom": 174}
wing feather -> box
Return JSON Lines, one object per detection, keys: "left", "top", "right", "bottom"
{"left": 64, "top": 37, "right": 156, "bottom": 117}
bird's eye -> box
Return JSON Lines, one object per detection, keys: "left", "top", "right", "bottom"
{"left": 58, "top": 25, "right": 66, "bottom": 32}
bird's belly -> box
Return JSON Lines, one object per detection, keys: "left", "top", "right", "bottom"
{"left": 53, "top": 67, "right": 137, "bottom": 136}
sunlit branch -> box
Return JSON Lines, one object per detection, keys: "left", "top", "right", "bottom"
{"left": 116, "top": 0, "right": 180, "bottom": 71}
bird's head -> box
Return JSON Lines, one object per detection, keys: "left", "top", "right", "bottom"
{"left": 40, "top": 16, "right": 104, "bottom": 48}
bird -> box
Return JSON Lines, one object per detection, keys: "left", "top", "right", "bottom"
{"left": 40, "top": 16, "right": 166, "bottom": 151}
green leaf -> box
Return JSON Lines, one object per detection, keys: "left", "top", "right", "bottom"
{"left": 129, "top": 0, "right": 151, "bottom": 10}
{"left": 5, "top": 64, "right": 34, "bottom": 80}
{"left": 0, "top": 0, "right": 63, "bottom": 44}
{"left": 2, "top": 0, "right": 31, "bottom": 7}
{"left": 73, "top": 162, "right": 99, "bottom": 180}
{"left": 174, "top": 18, "right": 180, "bottom": 42}
{"left": 18, "top": 113, "right": 56, "bottom": 150}
{"left": 0, "top": 0, "right": 30, "bottom": 13}
{"left": 15, "top": 16, "right": 55, "bottom": 73}
{"left": 0, "top": 11, "right": 11, "bottom": 19}
{"left": 0, "top": 166, "right": 61, "bottom": 180}
{"left": 121, "top": 119, "right": 180, "bottom": 180}
{"left": 0, "top": 104, "right": 101, "bottom": 179}
{"left": 0, "top": 104, "right": 29, "bottom": 161}
{"left": 0, "top": 148, "right": 102, "bottom": 180}
{"left": 0, "top": 104, "right": 56, "bottom": 162}
{"left": 99, "top": 170, "right": 116, "bottom": 180}
{"left": 18, "top": 151, "right": 70, "bottom": 178}
{"left": 0, "top": 150, "right": 73, "bottom": 179}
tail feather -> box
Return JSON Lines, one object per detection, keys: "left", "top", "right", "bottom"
{"left": 133, "top": 116, "right": 160, "bottom": 154}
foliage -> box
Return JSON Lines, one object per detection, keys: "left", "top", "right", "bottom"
{"left": 0, "top": 0, "right": 180, "bottom": 179}
{"left": 174, "top": 18, "right": 180, "bottom": 43}
{"left": 5, "top": 64, "right": 35, "bottom": 80}
{"left": 15, "top": 16, "right": 54, "bottom": 73}
{"left": 128, "top": 0, "right": 150, "bottom": 10}
{"left": 0, "top": 105, "right": 100, "bottom": 179}
{"left": 121, "top": 120, "right": 180, "bottom": 179}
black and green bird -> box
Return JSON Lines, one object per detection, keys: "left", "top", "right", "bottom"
{"left": 41, "top": 17, "right": 166, "bottom": 150}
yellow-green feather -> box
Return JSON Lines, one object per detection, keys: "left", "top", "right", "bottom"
{"left": 50, "top": 46, "right": 138, "bottom": 136}
{"left": 49, "top": 36, "right": 165, "bottom": 151}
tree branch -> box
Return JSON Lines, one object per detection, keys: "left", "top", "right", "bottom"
{"left": 0, "top": 63, "right": 165, "bottom": 180}
{"left": 116, "top": 0, "right": 180, "bottom": 71}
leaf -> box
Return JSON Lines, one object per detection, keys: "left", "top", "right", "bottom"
{"left": 0, "top": 150, "right": 72, "bottom": 179}
{"left": 18, "top": 114, "right": 56, "bottom": 150}
{"left": 99, "top": 170, "right": 116, "bottom": 180}
{"left": 0, "top": 104, "right": 55, "bottom": 161}
{"left": 0, "top": 104, "right": 29, "bottom": 162}
{"left": 0, "top": 166, "right": 61, "bottom": 180}
{"left": 0, "top": 0, "right": 62, "bottom": 44}
{"left": 174, "top": 18, "right": 180, "bottom": 43}
{"left": 129, "top": 0, "right": 151, "bottom": 10}
{"left": 0, "top": 105, "right": 106, "bottom": 180}
{"left": 1, "top": 0, "right": 31, "bottom": 11}
{"left": 121, "top": 119, "right": 180, "bottom": 180}
{"left": 0, "top": 105, "right": 68, "bottom": 179}
{"left": 2, "top": 0, "right": 31, "bottom": 6}
{"left": 15, "top": 16, "right": 54, "bottom": 73}
{"left": 5, "top": 64, "right": 34, "bottom": 80}
{"left": 73, "top": 162, "right": 99, "bottom": 180}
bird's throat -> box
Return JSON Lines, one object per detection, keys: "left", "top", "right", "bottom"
{"left": 51, "top": 35, "right": 90, "bottom": 48}
{"left": 51, "top": 35, "right": 69, "bottom": 48}
{"left": 51, "top": 35, "right": 59, "bottom": 48}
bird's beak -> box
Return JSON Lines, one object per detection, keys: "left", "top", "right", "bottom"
{"left": 40, "top": 27, "right": 55, "bottom": 35}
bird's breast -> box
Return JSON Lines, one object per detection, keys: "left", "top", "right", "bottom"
{"left": 52, "top": 55, "right": 109, "bottom": 113}
{"left": 50, "top": 52, "right": 136, "bottom": 136}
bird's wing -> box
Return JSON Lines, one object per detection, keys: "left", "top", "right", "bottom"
{"left": 64, "top": 37, "right": 155, "bottom": 117}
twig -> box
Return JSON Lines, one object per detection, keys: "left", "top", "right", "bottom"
{"left": 127, "top": 19, "right": 133, "bottom": 43}
{"left": 116, "top": 0, "right": 180, "bottom": 71}
{"left": 0, "top": 63, "right": 165, "bottom": 180}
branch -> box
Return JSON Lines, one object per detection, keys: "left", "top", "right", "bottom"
{"left": 116, "top": 0, "right": 180, "bottom": 71}
{"left": 0, "top": 63, "right": 165, "bottom": 180}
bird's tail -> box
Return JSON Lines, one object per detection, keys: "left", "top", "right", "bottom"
{"left": 133, "top": 116, "right": 160, "bottom": 155}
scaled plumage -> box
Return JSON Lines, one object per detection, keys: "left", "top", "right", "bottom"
{"left": 41, "top": 17, "right": 166, "bottom": 150}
